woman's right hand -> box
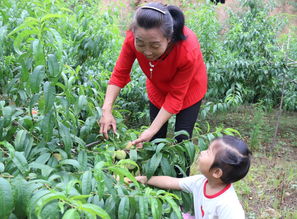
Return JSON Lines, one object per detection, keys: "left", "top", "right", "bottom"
{"left": 99, "top": 111, "right": 117, "bottom": 139}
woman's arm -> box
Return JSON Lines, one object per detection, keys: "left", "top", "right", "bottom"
{"left": 99, "top": 84, "right": 121, "bottom": 138}
{"left": 131, "top": 107, "right": 172, "bottom": 146}
{"left": 136, "top": 176, "right": 182, "bottom": 190}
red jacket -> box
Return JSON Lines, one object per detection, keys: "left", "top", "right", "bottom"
{"left": 109, "top": 26, "right": 208, "bottom": 114}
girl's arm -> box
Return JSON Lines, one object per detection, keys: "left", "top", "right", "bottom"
{"left": 136, "top": 176, "right": 182, "bottom": 190}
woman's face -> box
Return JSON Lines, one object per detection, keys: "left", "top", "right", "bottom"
{"left": 134, "top": 27, "right": 170, "bottom": 61}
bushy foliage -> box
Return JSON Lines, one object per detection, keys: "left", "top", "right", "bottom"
{"left": 1, "top": 0, "right": 293, "bottom": 217}
{"left": 0, "top": 0, "right": 241, "bottom": 218}
{"left": 186, "top": 0, "right": 296, "bottom": 113}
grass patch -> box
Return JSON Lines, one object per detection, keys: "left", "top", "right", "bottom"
{"left": 191, "top": 105, "right": 297, "bottom": 218}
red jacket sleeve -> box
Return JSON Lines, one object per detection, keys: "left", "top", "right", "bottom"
{"left": 162, "top": 49, "right": 200, "bottom": 114}
{"left": 109, "top": 31, "right": 136, "bottom": 88}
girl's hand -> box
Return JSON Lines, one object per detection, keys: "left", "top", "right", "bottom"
{"left": 99, "top": 111, "right": 117, "bottom": 139}
{"left": 135, "top": 176, "right": 148, "bottom": 184}
{"left": 131, "top": 128, "right": 156, "bottom": 148}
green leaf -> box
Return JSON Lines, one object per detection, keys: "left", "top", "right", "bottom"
{"left": 117, "top": 159, "right": 139, "bottom": 171}
{"left": 39, "top": 200, "right": 60, "bottom": 219}
{"left": 0, "top": 163, "right": 4, "bottom": 172}
{"left": 30, "top": 65, "right": 45, "bottom": 93}
{"left": 48, "top": 28, "right": 63, "bottom": 58}
{"left": 11, "top": 176, "right": 32, "bottom": 219}
{"left": 59, "top": 124, "right": 73, "bottom": 154}
{"left": 69, "top": 194, "right": 91, "bottom": 200}
{"left": 47, "top": 54, "right": 60, "bottom": 78}
{"left": 223, "top": 128, "right": 241, "bottom": 136}
{"left": 129, "top": 149, "right": 137, "bottom": 161}
{"left": 79, "top": 203, "right": 110, "bottom": 219}
{"left": 36, "top": 192, "right": 67, "bottom": 216}
{"left": 65, "top": 180, "right": 81, "bottom": 195}
{"left": 138, "top": 196, "right": 148, "bottom": 219}
{"left": 2, "top": 106, "right": 14, "bottom": 127}
{"left": 8, "top": 17, "right": 39, "bottom": 37}
{"left": 147, "top": 153, "right": 162, "bottom": 179}
{"left": 81, "top": 171, "right": 92, "bottom": 195}
{"left": 40, "top": 14, "right": 64, "bottom": 23}
{"left": 0, "top": 141, "right": 15, "bottom": 158}
{"left": 12, "top": 151, "right": 29, "bottom": 174}
{"left": 183, "top": 141, "right": 196, "bottom": 164}
{"left": 60, "top": 159, "right": 80, "bottom": 169}
{"left": 155, "top": 143, "right": 165, "bottom": 154}
{"left": 14, "top": 130, "right": 33, "bottom": 156}
{"left": 35, "top": 153, "right": 51, "bottom": 164}
{"left": 43, "top": 82, "right": 56, "bottom": 114}
{"left": 150, "top": 197, "right": 161, "bottom": 219}
{"left": 108, "top": 167, "right": 139, "bottom": 188}
{"left": 118, "top": 197, "right": 129, "bottom": 219}
{"left": 14, "top": 130, "right": 27, "bottom": 151}
{"left": 78, "top": 150, "right": 88, "bottom": 171}
{"left": 0, "top": 178, "right": 14, "bottom": 219}
{"left": 32, "top": 39, "right": 45, "bottom": 66}
{"left": 77, "top": 95, "right": 88, "bottom": 113}
{"left": 94, "top": 162, "right": 106, "bottom": 197}
{"left": 29, "top": 162, "right": 54, "bottom": 177}
{"left": 13, "top": 29, "right": 38, "bottom": 55}
{"left": 161, "top": 157, "right": 175, "bottom": 176}
{"left": 62, "top": 209, "right": 80, "bottom": 219}
{"left": 174, "top": 130, "right": 190, "bottom": 139}
{"left": 163, "top": 196, "right": 182, "bottom": 219}
{"left": 40, "top": 112, "right": 54, "bottom": 142}
{"left": 27, "top": 189, "right": 50, "bottom": 217}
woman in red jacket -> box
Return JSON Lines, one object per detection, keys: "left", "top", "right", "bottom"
{"left": 99, "top": 2, "right": 207, "bottom": 148}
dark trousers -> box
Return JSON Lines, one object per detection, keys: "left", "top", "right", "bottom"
{"left": 149, "top": 100, "right": 202, "bottom": 177}
{"left": 149, "top": 100, "right": 202, "bottom": 142}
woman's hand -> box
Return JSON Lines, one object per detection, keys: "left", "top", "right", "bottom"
{"left": 135, "top": 176, "right": 148, "bottom": 184}
{"left": 131, "top": 128, "right": 156, "bottom": 148}
{"left": 132, "top": 107, "right": 172, "bottom": 147}
{"left": 99, "top": 111, "right": 117, "bottom": 139}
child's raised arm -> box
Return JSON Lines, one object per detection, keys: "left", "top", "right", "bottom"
{"left": 136, "top": 176, "right": 182, "bottom": 190}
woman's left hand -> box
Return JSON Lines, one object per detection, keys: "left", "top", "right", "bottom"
{"left": 131, "top": 128, "right": 156, "bottom": 148}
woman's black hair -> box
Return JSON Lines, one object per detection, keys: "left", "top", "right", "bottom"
{"left": 210, "top": 135, "right": 252, "bottom": 184}
{"left": 131, "top": 2, "right": 186, "bottom": 43}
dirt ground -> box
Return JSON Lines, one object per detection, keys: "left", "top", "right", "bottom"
{"left": 204, "top": 106, "right": 297, "bottom": 218}
{"left": 187, "top": 106, "right": 297, "bottom": 218}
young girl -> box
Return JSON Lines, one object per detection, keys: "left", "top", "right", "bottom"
{"left": 136, "top": 135, "right": 251, "bottom": 218}
{"left": 99, "top": 2, "right": 207, "bottom": 147}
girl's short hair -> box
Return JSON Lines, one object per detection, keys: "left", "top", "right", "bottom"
{"left": 130, "top": 2, "right": 186, "bottom": 42}
{"left": 210, "top": 136, "right": 252, "bottom": 184}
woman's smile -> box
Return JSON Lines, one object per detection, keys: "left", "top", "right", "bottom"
{"left": 134, "top": 27, "right": 170, "bottom": 61}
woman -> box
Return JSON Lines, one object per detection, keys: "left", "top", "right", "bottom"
{"left": 99, "top": 2, "right": 207, "bottom": 147}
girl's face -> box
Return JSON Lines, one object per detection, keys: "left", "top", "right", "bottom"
{"left": 198, "top": 141, "right": 218, "bottom": 176}
{"left": 134, "top": 27, "right": 170, "bottom": 61}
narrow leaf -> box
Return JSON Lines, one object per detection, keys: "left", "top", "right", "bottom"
{"left": 43, "top": 82, "right": 56, "bottom": 114}
{"left": 13, "top": 151, "right": 29, "bottom": 174}
{"left": 0, "top": 178, "right": 14, "bottom": 219}
{"left": 118, "top": 197, "right": 129, "bottom": 219}
{"left": 59, "top": 124, "right": 73, "bottom": 154}
{"left": 80, "top": 203, "right": 110, "bottom": 219}
{"left": 47, "top": 54, "right": 60, "bottom": 78}
{"left": 30, "top": 65, "right": 45, "bottom": 93}
{"left": 81, "top": 171, "right": 92, "bottom": 195}
{"left": 62, "top": 209, "right": 80, "bottom": 219}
